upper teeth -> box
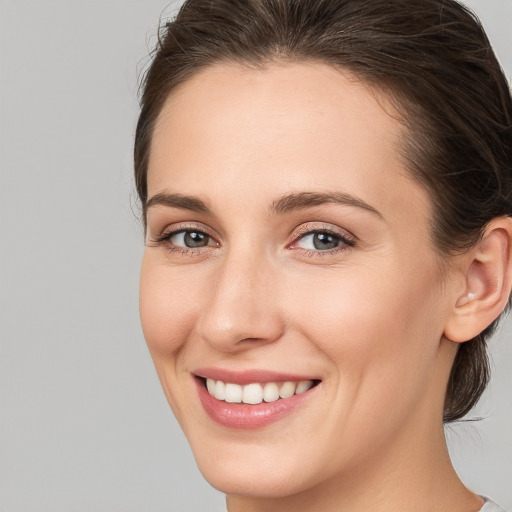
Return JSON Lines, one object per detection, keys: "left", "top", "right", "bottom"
{"left": 206, "top": 379, "right": 314, "bottom": 404}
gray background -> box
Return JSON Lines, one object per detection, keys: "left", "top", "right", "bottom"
{"left": 0, "top": 1, "right": 510, "bottom": 511}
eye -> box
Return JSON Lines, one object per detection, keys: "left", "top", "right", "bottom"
{"left": 170, "top": 230, "right": 213, "bottom": 248}
{"left": 150, "top": 227, "right": 219, "bottom": 250}
{"left": 297, "top": 232, "right": 343, "bottom": 251}
{"left": 289, "top": 225, "right": 356, "bottom": 255}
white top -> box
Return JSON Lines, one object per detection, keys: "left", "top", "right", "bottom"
{"left": 480, "top": 497, "right": 507, "bottom": 511}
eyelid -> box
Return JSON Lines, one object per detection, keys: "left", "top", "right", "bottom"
{"left": 289, "top": 222, "right": 356, "bottom": 245}
{"left": 148, "top": 222, "right": 219, "bottom": 246}
{"left": 286, "top": 223, "right": 357, "bottom": 258}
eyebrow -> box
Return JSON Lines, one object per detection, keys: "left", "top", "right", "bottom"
{"left": 145, "top": 190, "right": 382, "bottom": 219}
{"left": 144, "top": 192, "right": 211, "bottom": 217}
{"left": 270, "top": 191, "right": 383, "bottom": 218}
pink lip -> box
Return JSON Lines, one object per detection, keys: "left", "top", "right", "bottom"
{"left": 194, "top": 372, "right": 320, "bottom": 430}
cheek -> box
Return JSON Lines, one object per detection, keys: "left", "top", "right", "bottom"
{"left": 286, "top": 264, "right": 446, "bottom": 461}
{"left": 139, "top": 254, "right": 200, "bottom": 359}
{"left": 290, "top": 262, "right": 444, "bottom": 391}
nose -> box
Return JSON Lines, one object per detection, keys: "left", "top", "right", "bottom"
{"left": 195, "top": 249, "right": 285, "bottom": 352}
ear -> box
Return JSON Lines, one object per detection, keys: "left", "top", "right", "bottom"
{"left": 444, "top": 217, "right": 512, "bottom": 343}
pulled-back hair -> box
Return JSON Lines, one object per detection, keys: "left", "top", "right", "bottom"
{"left": 134, "top": 0, "right": 512, "bottom": 422}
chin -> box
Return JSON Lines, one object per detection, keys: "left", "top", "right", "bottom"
{"left": 188, "top": 437, "right": 321, "bottom": 498}
{"left": 197, "top": 460, "right": 311, "bottom": 498}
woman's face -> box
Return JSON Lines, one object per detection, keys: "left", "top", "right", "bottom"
{"left": 140, "top": 62, "right": 459, "bottom": 498}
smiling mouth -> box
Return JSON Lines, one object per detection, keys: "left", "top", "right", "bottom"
{"left": 201, "top": 377, "right": 321, "bottom": 405}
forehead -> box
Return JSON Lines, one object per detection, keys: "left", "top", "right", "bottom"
{"left": 147, "top": 61, "right": 428, "bottom": 224}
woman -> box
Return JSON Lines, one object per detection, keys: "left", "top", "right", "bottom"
{"left": 135, "top": 0, "right": 512, "bottom": 510}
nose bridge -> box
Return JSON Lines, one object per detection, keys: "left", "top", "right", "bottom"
{"left": 196, "top": 243, "right": 283, "bottom": 349}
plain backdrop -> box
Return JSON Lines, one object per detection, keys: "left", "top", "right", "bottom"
{"left": 0, "top": 1, "right": 511, "bottom": 511}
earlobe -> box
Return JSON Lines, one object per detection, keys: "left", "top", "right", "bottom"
{"left": 444, "top": 217, "right": 512, "bottom": 343}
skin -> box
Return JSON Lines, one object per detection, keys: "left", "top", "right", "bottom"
{"left": 139, "top": 62, "right": 490, "bottom": 511}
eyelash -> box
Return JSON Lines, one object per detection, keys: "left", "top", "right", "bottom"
{"left": 150, "top": 224, "right": 217, "bottom": 256}
{"left": 149, "top": 224, "right": 356, "bottom": 257}
{"left": 288, "top": 224, "right": 356, "bottom": 258}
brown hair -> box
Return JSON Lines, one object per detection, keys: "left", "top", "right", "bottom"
{"left": 134, "top": 0, "right": 512, "bottom": 422}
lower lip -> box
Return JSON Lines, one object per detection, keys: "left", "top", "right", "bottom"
{"left": 195, "top": 378, "right": 317, "bottom": 429}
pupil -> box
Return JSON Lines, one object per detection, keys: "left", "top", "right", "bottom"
{"left": 313, "top": 233, "right": 338, "bottom": 250}
{"left": 184, "top": 231, "right": 209, "bottom": 248}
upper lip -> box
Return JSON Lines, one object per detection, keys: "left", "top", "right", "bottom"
{"left": 193, "top": 367, "right": 320, "bottom": 385}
